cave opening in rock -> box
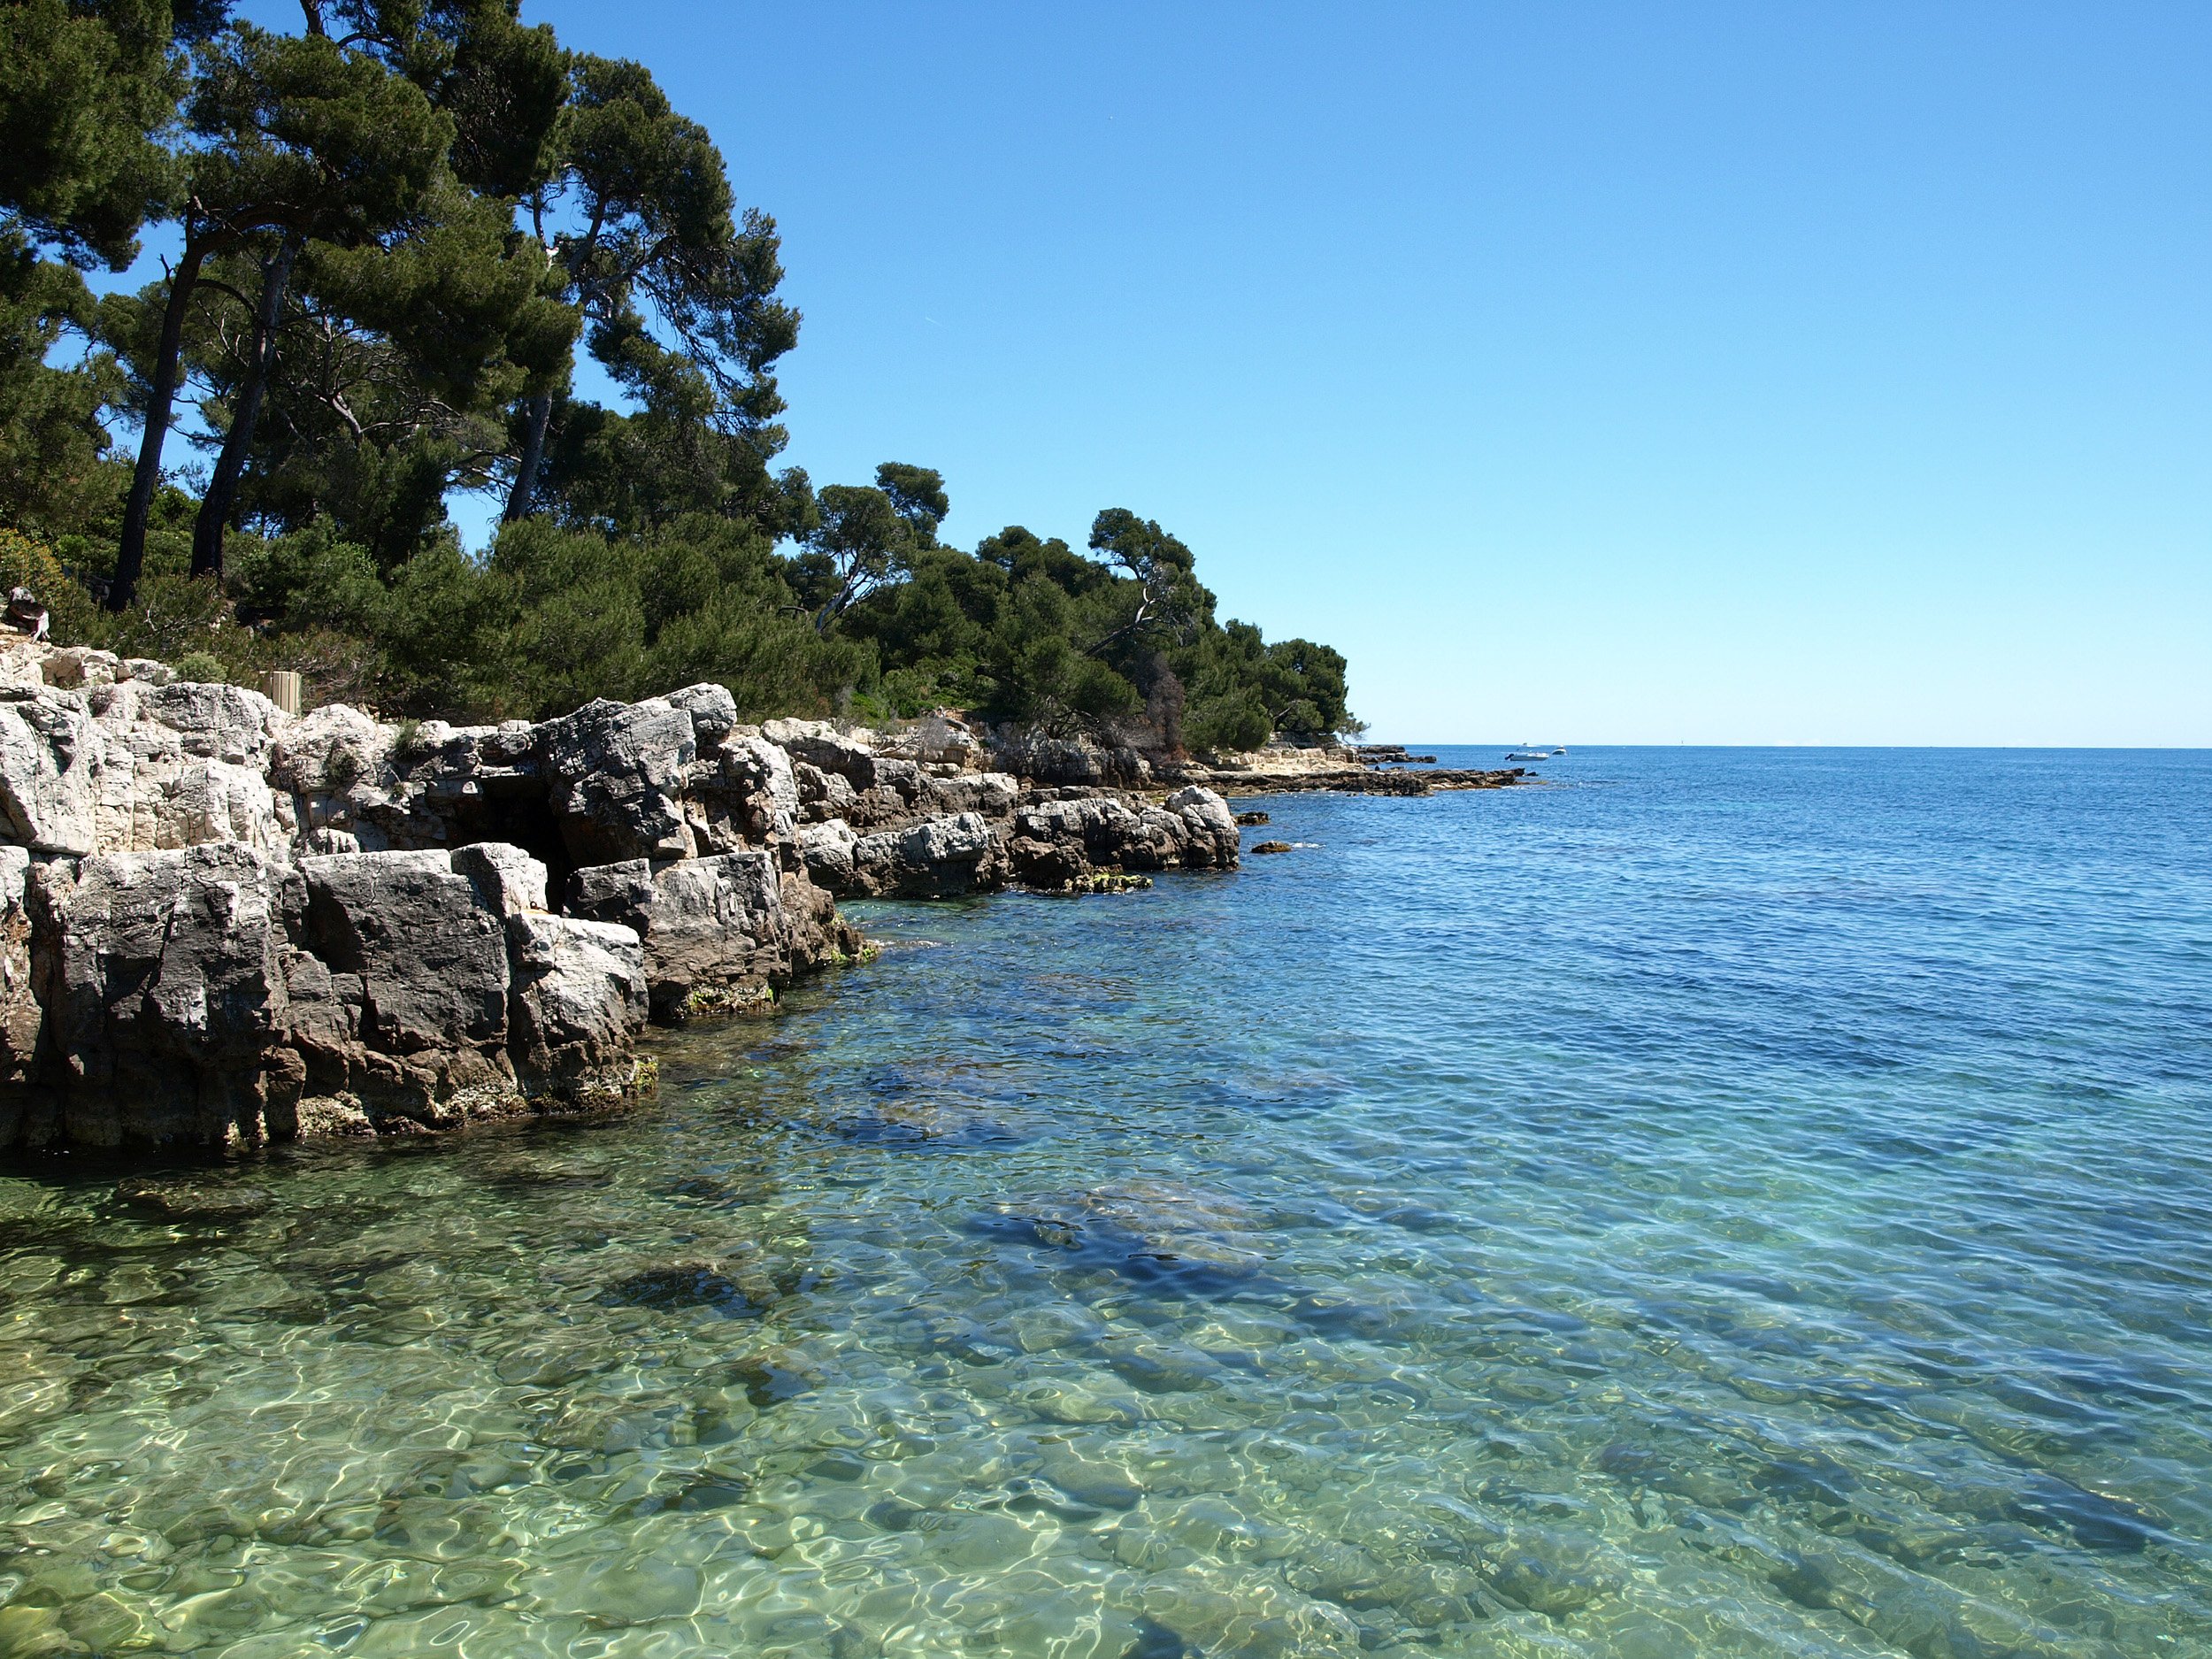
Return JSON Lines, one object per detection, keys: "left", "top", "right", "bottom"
{"left": 451, "top": 784, "right": 576, "bottom": 909}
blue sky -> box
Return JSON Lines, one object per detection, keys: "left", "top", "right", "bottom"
{"left": 233, "top": 3, "right": 2208, "bottom": 742}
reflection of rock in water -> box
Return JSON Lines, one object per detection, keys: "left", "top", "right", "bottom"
{"left": 974, "top": 1179, "right": 1271, "bottom": 1289}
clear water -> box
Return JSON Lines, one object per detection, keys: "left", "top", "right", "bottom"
{"left": 3, "top": 748, "right": 2208, "bottom": 1658}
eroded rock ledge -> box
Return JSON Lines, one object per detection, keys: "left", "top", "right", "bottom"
{"left": 0, "top": 644, "right": 1248, "bottom": 1152}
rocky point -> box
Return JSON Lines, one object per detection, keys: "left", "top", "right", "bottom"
{"left": 0, "top": 641, "right": 1248, "bottom": 1153}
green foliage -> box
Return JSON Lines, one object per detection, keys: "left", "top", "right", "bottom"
{"left": 842, "top": 497, "right": 1353, "bottom": 749}
{"left": 0, "top": 0, "right": 196, "bottom": 270}
{"left": 172, "top": 648, "right": 226, "bottom": 683}
{"left": 0, "top": 526, "right": 67, "bottom": 594}
{"left": 0, "top": 8, "right": 1355, "bottom": 737}
{"left": 0, "top": 243, "right": 130, "bottom": 542}
{"left": 0, "top": 526, "right": 99, "bottom": 639}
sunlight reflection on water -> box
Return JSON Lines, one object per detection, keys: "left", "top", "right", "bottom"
{"left": 2, "top": 749, "right": 2208, "bottom": 1656}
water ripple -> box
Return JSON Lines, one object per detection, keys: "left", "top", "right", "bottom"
{"left": 1, "top": 748, "right": 2208, "bottom": 1655}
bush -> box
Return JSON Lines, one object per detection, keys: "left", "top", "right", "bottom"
{"left": 1184, "top": 688, "right": 1271, "bottom": 754}
{"left": 173, "top": 649, "right": 227, "bottom": 685}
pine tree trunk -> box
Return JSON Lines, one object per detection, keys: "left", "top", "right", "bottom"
{"left": 191, "top": 236, "right": 297, "bottom": 580}
{"left": 503, "top": 392, "right": 552, "bottom": 522}
{"left": 111, "top": 239, "right": 211, "bottom": 611}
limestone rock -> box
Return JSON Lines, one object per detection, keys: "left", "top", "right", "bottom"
{"left": 988, "top": 733, "right": 1151, "bottom": 788}
{"left": 793, "top": 759, "right": 857, "bottom": 823}
{"left": 1002, "top": 786, "right": 1239, "bottom": 889}
{"left": 453, "top": 839, "right": 549, "bottom": 917}
{"left": 0, "top": 847, "right": 42, "bottom": 1130}
{"left": 849, "top": 810, "right": 1007, "bottom": 897}
{"left": 539, "top": 696, "right": 696, "bottom": 864}
{"left": 763, "top": 718, "right": 878, "bottom": 787}
{"left": 0, "top": 642, "right": 45, "bottom": 693}
{"left": 86, "top": 681, "right": 293, "bottom": 856}
{"left": 38, "top": 647, "right": 122, "bottom": 689}
{"left": 506, "top": 913, "right": 648, "bottom": 1102}
{"left": 28, "top": 842, "right": 307, "bottom": 1148}
{"left": 138, "top": 680, "right": 287, "bottom": 767}
{"left": 693, "top": 733, "right": 799, "bottom": 849}
{"left": 795, "top": 818, "right": 858, "bottom": 893}
{"left": 928, "top": 771, "right": 1021, "bottom": 818}
{"left": 1164, "top": 785, "right": 1241, "bottom": 865}
{"left": 4, "top": 841, "right": 653, "bottom": 1148}
{"left": 663, "top": 682, "right": 738, "bottom": 746}
{"left": 296, "top": 849, "right": 514, "bottom": 1125}
{"left": 0, "top": 689, "right": 100, "bottom": 854}
{"left": 914, "top": 710, "right": 977, "bottom": 766}
{"left": 570, "top": 850, "right": 855, "bottom": 1021}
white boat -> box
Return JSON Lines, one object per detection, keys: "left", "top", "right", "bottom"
{"left": 1505, "top": 743, "right": 1564, "bottom": 761}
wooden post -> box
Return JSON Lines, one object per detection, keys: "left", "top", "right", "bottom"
{"left": 263, "top": 671, "right": 303, "bottom": 715}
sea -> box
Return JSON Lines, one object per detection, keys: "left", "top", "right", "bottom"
{"left": 1, "top": 747, "right": 2208, "bottom": 1657}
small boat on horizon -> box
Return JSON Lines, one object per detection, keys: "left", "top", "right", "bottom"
{"left": 1505, "top": 744, "right": 1568, "bottom": 760}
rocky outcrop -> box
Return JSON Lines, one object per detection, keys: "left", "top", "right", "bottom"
{"left": 539, "top": 695, "right": 700, "bottom": 864}
{"left": 0, "top": 643, "right": 1263, "bottom": 1154}
{"left": 853, "top": 811, "right": 1009, "bottom": 897}
{"left": 1001, "top": 786, "right": 1240, "bottom": 891}
{"left": 0, "top": 678, "right": 296, "bottom": 859}
{"left": 0, "top": 840, "right": 648, "bottom": 1150}
{"left": 569, "top": 850, "right": 861, "bottom": 1022}
{"left": 1153, "top": 739, "right": 1526, "bottom": 795}
{"left": 990, "top": 732, "right": 1153, "bottom": 788}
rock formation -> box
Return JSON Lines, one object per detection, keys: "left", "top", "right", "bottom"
{"left": 0, "top": 643, "right": 1247, "bottom": 1153}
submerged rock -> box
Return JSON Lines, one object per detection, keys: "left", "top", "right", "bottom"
{"left": 112, "top": 1178, "right": 273, "bottom": 1221}
{"left": 978, "top": 1179, "right": 1271, "bottom": 1286}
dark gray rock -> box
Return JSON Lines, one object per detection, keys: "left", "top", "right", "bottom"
{"left": 296, "top": 849, "right": 516, "bottom": 1126}
{"left": 988, "top": 733, "right": 1152, "bottom": 787}
{"left": 851, "top": 810, "right": 1008, "bottom": 897}
{"left": 0, "top": 846, "right": 39, "bottom": 1114}
{"left": 570, "top": 851, "right": 859, "bottom": 1021}
{"left": 538, "top": 696, "right": 696, "bottom": 864}
{"left": 5, "top": 841, "right": 650, "bottom": 1149}
{"left": 28, "top": 842, "right": 308, "bottom": 1148}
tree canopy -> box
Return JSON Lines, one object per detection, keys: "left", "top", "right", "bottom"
{"left": 0, "top": 0, "right": 1356, "bottom": 751}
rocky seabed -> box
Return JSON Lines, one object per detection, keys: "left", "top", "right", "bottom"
{"left": 0, "top": 644, "right": 1240, "bottom": 1153}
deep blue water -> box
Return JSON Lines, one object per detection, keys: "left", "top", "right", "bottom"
{"left": 1, "top": 748, "right": 2208, "bottom": 1656}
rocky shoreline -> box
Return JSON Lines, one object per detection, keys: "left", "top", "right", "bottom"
{"left": 0, "top": 642, "right": 1525, "bottom": 1155}
{"left": 15, "top": 642, "right": 1533, "bottom": 1155}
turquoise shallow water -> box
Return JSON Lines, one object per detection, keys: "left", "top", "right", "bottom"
{"left": 3, "top": 747, "right": 2209, "bottom": 1657}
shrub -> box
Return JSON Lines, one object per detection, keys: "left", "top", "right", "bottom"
{"left": 173, "top": 649, "right": 227, "bottom": 685}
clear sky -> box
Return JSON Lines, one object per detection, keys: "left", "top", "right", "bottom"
{"left": 255, "top": 2, "right": 2211, "bottom": 743}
